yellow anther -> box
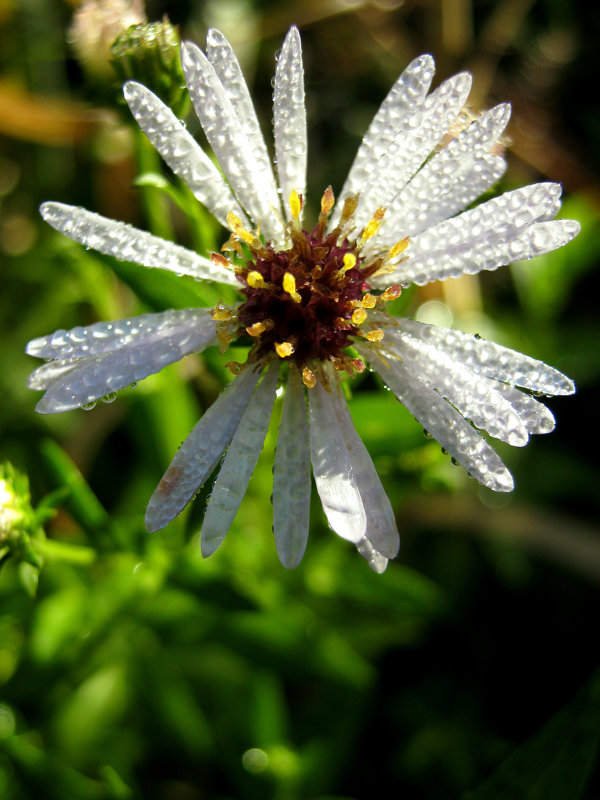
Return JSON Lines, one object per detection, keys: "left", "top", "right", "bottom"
{"left": 226, "top": 210, "right": 256, "bottom": 246}
{"left": 246, "top": 322, "right": 266, "bottom": 337}
{"left": 366, "top": 329, "right": 384, "bottom": 342}
{"left": 341, "top": 253, "right": 357, "bottom": 273}
{"left": 275, "top": 341, "right": 295, "bottom": 358}
{"left": 320, "top": 186, "right": 335, "bottom": 214}
{"left": 283, "top": 272, "right": 302, "bottom": 303}
{"left": 388, "top": 237, "right": 410, "bottom": 259}
{"left": 211, "top": 302, "right": 233, "bottom": 321}
{"left": 210, "top": 252, "right": 232, "bottom": 270}
{"left": 302, "top": 366, "right": 317, "bottom": 389}
{"left": 352, "top": 307, "right": 368, "bottom": 325}
{"left": 289, "top": 189, "right": 302, "bottom": 220}
{"left": 381, "top": 284, "right": 401, "bottom": 302}
{"left": 247, "top": 271, "right": 267, "bottom": 289}
{"left": 339, "top": 194, "right": 360, "bottom": 226}
{"left": 359, "top": 207, "right": 386, "bottom": 244}
{"left": 361, "top": 293, "right": 377, "bottom": 308}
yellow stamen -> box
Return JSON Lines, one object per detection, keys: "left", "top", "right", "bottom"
{"left": 388, "top": 237, "right": 410, "bottom": 259}
{"left": 247, "top": 271, "right": 267, "bottom": 289}
{"left": 339, "top": 194, "right": 360, "bottom": 227}
{"left": 381, "top": 284, "right": 401, "bottom": 302}
{"left": 274, "top": 341, "right": 295, "bottom": 358}
{"left": 211, "top": 302, "right": 233, "bottom": 321}
{"left": 302, "top": 366, "right": 316, "bottom": 389}
{"left": 361, "top": 293, "right": 377, "bottom": 308}
{"left": 366, "top": 329, "right": 384, "bottom": 342}
{"left": 289, "top": 189, "right": 302, "bottom": 221}
{"left": 341, "top": 253, "right": 357, "bottom": 275}
{"left": 320, "top": 186, "right": 335, "bottom": 215}
{"left": 246, "top": 322, "right": 266, "bottom": 337}
{"left": 283, "top": 272, "right": 302, "bottom": 303}
{"left": 359, "top": 207, "right": 386, "bottom": 244}
{"left": 352, "top": 307, "right": 368, "bottom": 325}
{"left": 227, "top": 210, "right": 257, "bottom": 247}
{"left": 210, "top": 252, "right": 232, "bottom": 270}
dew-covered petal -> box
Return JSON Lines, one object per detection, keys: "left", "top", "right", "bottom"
{"left": 27, "top": 360, "right": 78, "bottom": 391}
{"left": 324, "top": 365, "right": 399, "bottom": 558}
{"left": 145, "top": 365, "right": 262, "bottom": 532}
{"left": 309, "top": 375, "right": 367, "bottom": 544}
{"left": 395, "top": 319, "right": 575, "bottom": 395}
{"left": 356, "top": 536, "right": 389, "bottom": 574}
{"left": 362, "top": 345, "right": 514, "bottom": 492}
{"left": 273, "top": 26, "right": 307, "bottom": 218}
{"left": 489, "top": 379, "right": 556, "bottom": 435}
{"left": 377, "top": 185, "right": 579, "bottom": 287}
{"left": 181, "top": 41, "right": 284, "bottom": 243}
{"left": 206, "top": 28, "right": 281, "bottom": 221}
{"left": 353, "top": 72, "right": 472, "bottom": 232}
{"left": 200, "top": 361, "right": 280, "bottom": 557}
{"left": 335, "top": 54, "right": 435, "bottom": 218}
{"left": 34, "top": 311, "right": 218, "bottom": 414}
{"left": 40, "top": 202, "right": 239, "bottom": 286}
{"left": 272, "top": 365, "right": 311, "bottom": 569}
{"left": 123, "top": 81, "right": 246, "bottom": 228}
{"left": 27, "top": 308, "right": 215, "bottom": 360}
{"left": 384, "top": 330, "right": 529, "bottom": 446}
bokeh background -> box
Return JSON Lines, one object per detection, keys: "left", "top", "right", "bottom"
{"left": 1, "top": 0, "right": 600, "bottom": 798}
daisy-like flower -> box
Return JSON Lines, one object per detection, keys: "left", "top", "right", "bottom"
{"left": 26, "top": 27, "right": 579, "bottom": 572}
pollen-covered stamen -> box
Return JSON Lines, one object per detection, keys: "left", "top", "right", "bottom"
{"left": 351, "top": 307, "right": 368, "bottom": 325}
{"left": 275, "top": 341, "right": 295, "bottom": 358}
{"left": 246, "top": 320, "right": 274, "bottom": 337}
{"left": 358, "top": 207, "right": 386, "bottom": 247}
{"left": 247, "top": 270, "right": 268, "bottom": 289}
{"left": 282, "top": 271, "right": 302, "bottom": 303}
{"left": 302, "top": 366, "right": 317, "bottom": 388}
{"left": 316, "top": 185, "right": 335, "bottom": 238}
{"left": 211, "top": 252, "right": 233, "bottom": 271}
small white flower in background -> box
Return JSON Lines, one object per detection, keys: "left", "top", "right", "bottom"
{"left": 26, "top": 27, "right": 579, "bottom": 573}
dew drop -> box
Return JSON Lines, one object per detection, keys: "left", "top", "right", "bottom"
{"left": 101, "top": 392, "right": 117, "bottom": 404}
{"left": 81, "top": 401, "right": 96, "bottom": 411}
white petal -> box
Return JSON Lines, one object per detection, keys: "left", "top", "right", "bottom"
{"left": 379, "top": 185, "right": 577, "bottom": 287}
{"left": 40, "top": 202, "right": 239, "bottom": 286}
{"left": 356, "top": 537, "right": 389, "bottom": 574}
{"left": 206, "top": 28, "right": 281, "bottom": 221}
{"left": 123, "top": 81, "right": 246, "bottom": 228}
{"left": 181, "top": 41, "right": 284, "bottom": 243}
{"left": 145, "top": 365, "right": 261, "bottom": 532}
{"left": 353, "top": 72, "right": 472, "bottom": 232}
{"left": 363, "top": 345, "right": 514, "bottom": 492}
{"left": 200, "top": 361, "right": 280, "bottom": 557}
{"left": 272, "top": 366, "right": 311, "bottom": 569}
{"left": 27, "top": 360, "right": 78, "bottom": 391}
{"left": 384, "top": 329, "right": 529, "bottom": 446}
{"left": 395, "top": 319, "right": 575, "bottom": 395}
{"left": 27, "top": 308, "right": 215, "bottom": 360}
{"left": 378, "top": 104, "right": 509, "bottom": 238}
{"left": 34, "top": 312, "right": 217, "bottom": 413}
{"left": 489, "top": 379, "right": 556, "bottom": 435}
{"left": 325, "top": 368, "right": 400, "bottom": 559}
{"left": 309, "top": 375, "right": 366, "bottom": 543}
{"left": 335, "top": 54, "right": 435, "bottom": 218}
{"left": 273, "top": 26, "right": 307, "bottom": 217}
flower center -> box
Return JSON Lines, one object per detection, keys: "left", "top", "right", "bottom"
{"left": 211, "top": 188, "right": 408, "bottom": 387}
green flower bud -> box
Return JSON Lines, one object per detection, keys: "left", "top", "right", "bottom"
{"left": 111, "top": 19, "right": 189, "bottom": 117}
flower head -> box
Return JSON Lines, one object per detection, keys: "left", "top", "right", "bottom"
{"left": 27, "top": 27, "right": 579, "bottom": 572}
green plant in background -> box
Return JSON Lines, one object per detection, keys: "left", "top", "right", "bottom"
{"left": 1, "top": 0, "right": 599, "bottom": 798}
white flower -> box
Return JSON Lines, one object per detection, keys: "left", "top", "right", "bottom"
{"left": 26, "top": 27, "right": 579, "bottom": 573}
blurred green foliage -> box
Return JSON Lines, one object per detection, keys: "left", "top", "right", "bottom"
{"left": 1, "top": 0, "right": 600, "bottom": 798}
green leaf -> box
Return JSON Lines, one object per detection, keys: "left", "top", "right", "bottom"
{"left": 463, "top": 669, "right": 600, "bottom": 800}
